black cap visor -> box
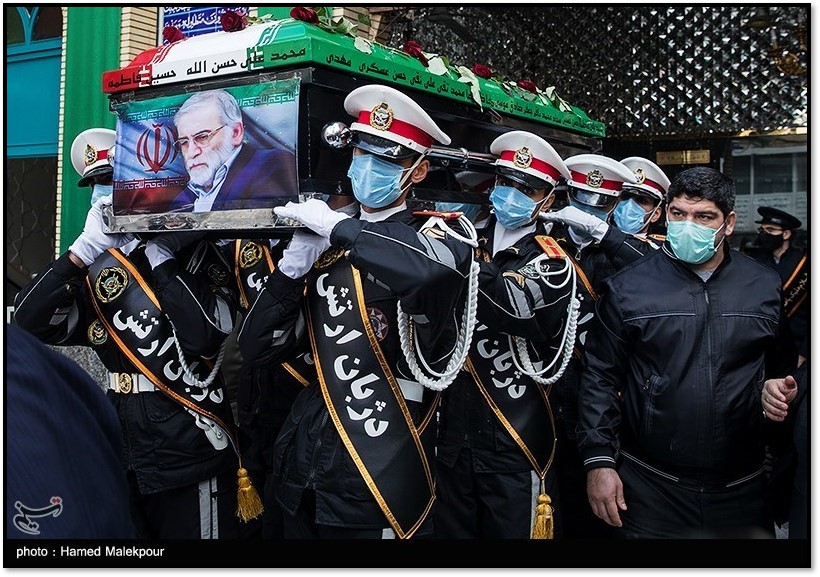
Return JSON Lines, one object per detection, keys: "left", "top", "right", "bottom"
{"left": 351, "top": 132, "right": 416, "bottom": 161}
{"left": 496, "top": 165, "right": 550, "bottom": 191}
{"left": 77, "top": 165, "right": 114, "bottom": 187}
{"left": 568, "top": 185, "right": 618, "bottom": 209}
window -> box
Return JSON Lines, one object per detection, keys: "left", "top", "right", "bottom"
{"left": 6, "top": 6, "right": 62, "bottom": 46}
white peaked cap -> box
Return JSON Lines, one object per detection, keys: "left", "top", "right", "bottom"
{"left": 620, "top": 156, "right": 671, "bottom": 202}
{"left": 565, "top": 153, "right": 639, "bottom": 196}
{"left": 344, "top": 84, "right": 451, "bottom": 154}
{"left": 70, "top": 128, "right": 116, "bottom": 187}
{"left": 490, "top": 130, "right": 570, "bottom": 188}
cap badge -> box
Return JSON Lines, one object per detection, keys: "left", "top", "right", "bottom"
{"left": 370, "top": 102, "right": 394, "bottom": 131}
{"left": 513, "top": 147, "right": 533, "bottom": 169}
{"left": 634, "top": 168, "right": 646, "bottom": 184}
{"left": 94, "top": 266, "right": 128, "bottom": 303}
{"left": 87, "top": 319, "right": 108, "bottom": 346}
{"left": 586, "top": 169, "right": 604, "bottom": 189}
{"left": 84, "top": 144, "right": 99, "bottom": 167}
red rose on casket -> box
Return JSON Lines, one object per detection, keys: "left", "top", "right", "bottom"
{"left": 162, "top": 25, "right": 186, "bottom": 43}
{"left": 221, "top": 10, "right": 248, "bottom": 32}
{"left": 517, "top": 80, "right": 538, "bottom": 93}
{"left": 402, "top": 40, "right": 429, "bottom": 67}
{"left": 290, "top": 7, "right": 319, "bottom": 24}
{"left": 472, "top": 64, "right": 492, "bottom": 78}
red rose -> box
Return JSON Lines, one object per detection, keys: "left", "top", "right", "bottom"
{"left": 162, "top": 25, "right": 186, "bottom": 44}
{"left": 220, "top": 10, "right": 248, "bottom": 32}
{"left": 472, "top": 64, "right": 492, "bottom": 78}
{"left": 517, "top": 80, "right": 538, "bottom": 93}
{"left": 290, "top": 6, "right": 319, "bottom": 24}
{"left": 402, "top": 40, "right": 428, "bottom": 67}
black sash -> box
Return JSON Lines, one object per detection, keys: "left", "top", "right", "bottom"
{"left": 466, "top": 325, "right": 557, "bottom": 478}
{"left": 87, "top": 248, "right": 237, "bottom": 452}
{"left": 306, "top": 262, "right": 437, "bottom": 539}
{"left": 233, "top": 239, "right": 314, "bottom": 386}
{"left": 782, "top": 254, "right": 808, "bottom": 318}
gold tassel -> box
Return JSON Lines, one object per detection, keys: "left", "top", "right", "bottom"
{"left": 236, "top": 467, "right": 264, "bottom": 522}
{"left": 531, "top": 493, "right": 554, "bottom": 539}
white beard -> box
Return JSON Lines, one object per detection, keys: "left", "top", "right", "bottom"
{"left": 186, "top": 137, "right": 237, "bottom": 190}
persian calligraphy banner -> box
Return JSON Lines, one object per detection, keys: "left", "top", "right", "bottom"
{"left": 159, "top": 7, "right": 250, "bottom": 42}
{"left": 109, "top": 77, "right": 300, "bottom": 231}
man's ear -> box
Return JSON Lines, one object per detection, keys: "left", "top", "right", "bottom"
{"left": 542, "top": 191, "right": 556, "bottom": 211}
{"left": 230, "top": 122, "right": 245, "bottom": 146}
{"left": 783, "top": 229, "right": 793, "bottom": 242}
{"left": 724, "top": 211, "right": 737, "bottom": 237}
{"left": 409, "top": 159, "right": 430, "bottom": 184}
{"left": 648, "top": 203, "right": 664, "bottom": 224}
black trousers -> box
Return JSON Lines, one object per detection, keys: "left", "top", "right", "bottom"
{"left": 434, "top": 448, "right": 558, "bottom": 539}
{"left": 619, "top": 458, "right": 773, "bottom": 539}
{"left": 127, "top": 470, "right": 239, "bottom": 539}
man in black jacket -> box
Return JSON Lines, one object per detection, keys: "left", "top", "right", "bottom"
{"left": 577, "top": 166, "right": 782, "bottom": 538}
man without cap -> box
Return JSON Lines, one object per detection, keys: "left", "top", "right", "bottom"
{"left": 238, "top": 84, "right": 476, "bottom": 539}
{"left": 167, "top": 89, "right": 298, "bottom": 212}
{"left": 537, "top": 153, "right": 640, "bottom": 538}
{"left": 434, "top": 131, "right": 578, "bottom": 539}
{"left": 748, "top": 206, "right": 808, "bottom": 374}
{"left": 577, "top": 166, "right": 783, "bottom": 538}
{"left": 14, "top": 128, "right": 248, "bottom": 539}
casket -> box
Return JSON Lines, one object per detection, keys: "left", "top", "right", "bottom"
{"left": 101, "top": 17, "right": 605, "bottom": 234}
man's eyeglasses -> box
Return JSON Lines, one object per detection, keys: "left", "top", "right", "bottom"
{"left": 174, "top": 125, "right": 226, "bottom": 151}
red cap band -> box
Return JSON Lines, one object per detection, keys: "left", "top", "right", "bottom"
{"left": 570, "top": 170, "right": 623, "bottom": 192}
{"left": 640, "top": 177, "right": 665, "bottom": 194}
{"left": 357, "top": 111, "right": 433, "bottom": 148}
{"left": 500, "top": 151, "right": 561, "bottom": 182}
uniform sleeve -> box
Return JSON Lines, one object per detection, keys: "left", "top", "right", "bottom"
{"left": 598, "top": 226, "right": 658, "bottom": 269}
{"left": 151, "top": 248, "right": 239, "bottom": 360}
{"left": 237, "top": 267, "right": 308, "bottom": 368}
{"left": 577, "top": 284, "right": 630, "bottom": 471}
{"left": 330, "top": 218, "right": 475, "bottom": 348}
{"left": 475, "top": 245, "right": 574, "bottom": 343}
{"left": 12, "top": 252, "right": 92, "bottom": 346}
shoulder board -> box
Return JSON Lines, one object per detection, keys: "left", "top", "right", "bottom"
{"left": 647, "top": 234, "right": 666, "bottom": 242}
{"left": 534, "top": 235, "right": 567, "bottom": 259}
{"left": 413, "top": 210, "right": 462, "bottom": 221}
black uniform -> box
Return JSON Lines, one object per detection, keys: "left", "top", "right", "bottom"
{"left": 13, "top": 241, "right": 241, "bottom": 539}
{"left": 435, "top": 219, "right": 575, "bottom": 539}
{"left": 238, "top": 209, "right": 474, "bottom": 539}
{"left": 546, "top": 221, "right": 659, "bottom": 538}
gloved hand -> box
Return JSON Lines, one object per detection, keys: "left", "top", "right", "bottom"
{"left": 540, "top": 205, "right": 610, "bottom": 241}
{"left": 277, "top": 230, "right": 332, "bottom": 279}
{"left": 68, "top": 194, "right": 135, "bottom": 266}
{"left": 274, "top": 199, "right": 350, "bottom": 239}
{"left": 145, "top": 230, "right": 206, "bottom": 268}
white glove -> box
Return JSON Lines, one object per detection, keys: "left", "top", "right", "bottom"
{"left": 540, "top": 205, "right": 610, "bottom": 241}
{"left": 277, "top": 230, "right": 331, "bottom": 279}
{"left": 145, "top": 230, "right": 206, "bottom": 268}
{"left": 274, "top": 199, "right": 350, "bottom": 239}
{"left": 68, "top": 195, "right": 135, "bottom": 266}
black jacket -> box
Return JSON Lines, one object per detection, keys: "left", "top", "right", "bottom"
{"left": 237, "top": 209, "right": 474, "bottom": 528}
{"left": 577, "top": 245, "right": 781, "bottom": 485}
{"left": 13, "top": 242, "right": 239, "bottom": 494}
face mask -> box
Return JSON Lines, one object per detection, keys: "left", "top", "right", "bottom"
{"left": 490, "top": 185, "right": 538, "bottom": 230}
{"left": 436, "top": 202, "right": 481, "bottom": 222}
{"left": 667, "top": 220, "right": 726, "bottom": 264}
{"left": 568, "top": 197, "right": 611, "bottom": 222}
{"left": 347, "top": 154, "right": 413, "bottom": 208}
{"left": 91, "top": 183, "right": 113, "bottom": 205}
{"left": 757, "top": 230, "right": 784, "bottom": 252}
{"left": 613, "top": 198, "right": 650, "bottom": 234}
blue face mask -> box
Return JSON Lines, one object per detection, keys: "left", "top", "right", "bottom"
{"left": 435, "top": 202, "right": 481, "bottom": 222}
{"left": 490, "top": 185, "right": 538, "bottom": 230}
{"left": 613, "top": 198, "right": 650, "bottom": 234}
{"left": 91, "top": 183, "right": 113, "bottom": 205}
{"left": 667, "top": 220, "right": 726, "bottom": 264}
{"left": 347, "top": 154, "right": 410, "bottom": 208}
{"left": 568, "top": 197, "right": 611, "bottom": 222}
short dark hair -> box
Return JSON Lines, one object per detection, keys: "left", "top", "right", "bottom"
{"left": 666, "top": 167, "right": 735, "bottom": 218}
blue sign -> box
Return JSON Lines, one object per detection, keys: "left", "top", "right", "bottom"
{"left": 160, "top": 6, "right": 250, "bottom": 42}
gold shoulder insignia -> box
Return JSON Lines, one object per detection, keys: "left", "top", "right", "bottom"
{"left": 475, "top": 246, "right": 492, "bottom": 263}
{"left": 314, "top": 247, "right": 346, "bottom": 270}
{"left": 413, "top": 210, "right": 462, "bottom": 221}
{"left": 648, "top": 234, "right": 666, "bottom": 242}
{"left": 534, "top": 235, "right": 567, "bottom": 259}
{"left": 502, "top": 270, "right": 527, "bottom": 288}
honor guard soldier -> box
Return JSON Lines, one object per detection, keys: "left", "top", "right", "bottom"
{"left": 750, "top": 206, "right": 808, "bottom": 374}
{"left": 434, "top": 131, "right": 578, "bottom": 539}
{"left": 238, "top": 84, "right": 477, "bottom": 539}
{"left": 539, "top": 153, "right": 640, "bottom": 538}
{"left": 70, "top": 127, "right": 117, "bottom": 206}
{"left": 13, "top": 128, "right": 259, "bottom": 539}
{"left": 616, "top": 156, "right": 670, "bottom": 240}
